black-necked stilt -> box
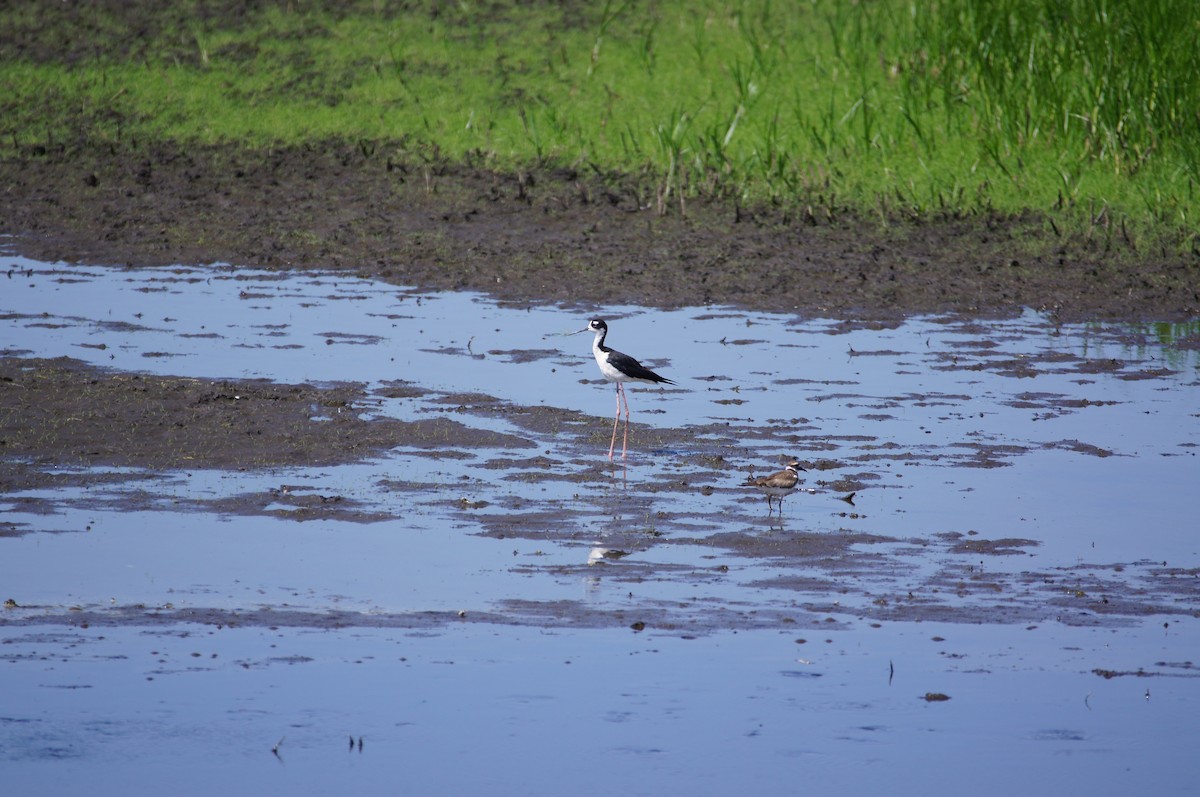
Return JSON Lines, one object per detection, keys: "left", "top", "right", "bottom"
{"left": 573, "top": 318, "right": 675, "bottom": 460}
{"left": 745, "top": 459, "right": 807, "bottom": 514}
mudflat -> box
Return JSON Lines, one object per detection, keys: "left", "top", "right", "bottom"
{"left": 3, "top": 141, "right": 1198, "bottom": 323}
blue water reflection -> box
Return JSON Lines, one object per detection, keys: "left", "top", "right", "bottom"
{"left": 2, "top": 256, "right": 1198, "bottom": 795}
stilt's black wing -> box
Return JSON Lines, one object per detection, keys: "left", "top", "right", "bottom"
{"left": 608, "top": 349, "right": 675, "bottom": 385}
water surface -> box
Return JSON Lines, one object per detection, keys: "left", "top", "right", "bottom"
{"left": 2, "top": 259, "right": 1197, "bottom": 795}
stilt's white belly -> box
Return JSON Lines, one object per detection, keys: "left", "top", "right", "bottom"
{"left": 594, "top": 350, "right": 626, "bottom": 382}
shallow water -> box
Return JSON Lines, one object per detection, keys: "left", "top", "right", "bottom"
{"left": 4, "top": 622, "right": 1197, "bottom": 796}
{"left": 2, "top": 258, "right": 1198, "bottom": 794}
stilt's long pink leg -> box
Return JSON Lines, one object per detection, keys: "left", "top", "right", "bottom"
{"left": 620, "top": 384, "right": 631, "bottom": 459}
{"left": 608, "top": 386, "right": 621, "bottom": 460}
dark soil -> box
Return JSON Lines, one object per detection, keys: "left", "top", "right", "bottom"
{"left": 3, "top": 141, "right": 1199, "bottom": 323}
{"left": 0, "top": 356, "right": 529, "bottom": 491}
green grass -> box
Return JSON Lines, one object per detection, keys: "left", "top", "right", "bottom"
{"left": 2, "top": 0, "right": 1198, "bottom": 233}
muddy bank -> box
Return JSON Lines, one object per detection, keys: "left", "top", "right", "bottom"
{"left": 3, "top": 142, "right": 1198, "bottom": 322}
{"left": 0, "top": 356, "right": 529, "bottom": 491}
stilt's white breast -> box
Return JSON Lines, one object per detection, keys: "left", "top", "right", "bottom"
{"left": 593, "top": 347, "right": 625, "bottom": 382}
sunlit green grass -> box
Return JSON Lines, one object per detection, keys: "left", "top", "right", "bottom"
{"left": 3, "top": 0, "right": 1198, "bottom": 234}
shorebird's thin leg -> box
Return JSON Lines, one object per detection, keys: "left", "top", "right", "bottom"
{"left": 620, "top": 384, "right": 631, "bottom": 459}
{"left": 608, "top": 386, "right": 621, "bottom": 460}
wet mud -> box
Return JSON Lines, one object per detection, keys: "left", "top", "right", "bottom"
{"left": 0, "top": 356, "right": 526, "bottom": 483}
{"left": 4, "top": 141, "right": 1199, "bottom": 324}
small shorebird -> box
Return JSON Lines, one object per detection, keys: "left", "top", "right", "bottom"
{"left": 745, "top": 459, "right": 807, "bottom": 514}
{"left": 572, "top": 318, "right": 674, "bottom": 460}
